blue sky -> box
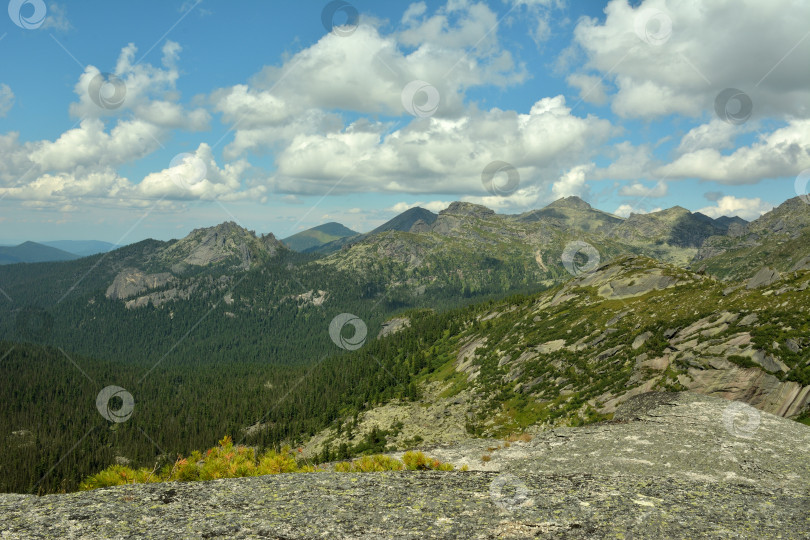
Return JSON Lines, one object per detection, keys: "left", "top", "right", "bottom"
{"left": 0, "top": 0, "right": 808, "bottom": 244}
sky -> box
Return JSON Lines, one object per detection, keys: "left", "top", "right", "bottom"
{"left": 0, "top": 0, "right": 808, "bottom": 244}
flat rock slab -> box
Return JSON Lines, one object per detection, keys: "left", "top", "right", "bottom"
{"left": 1, "top": 470, "right": 807, "bottom": 539}
{"left": 2, "top": 392, "right": 808, "bottom": 539}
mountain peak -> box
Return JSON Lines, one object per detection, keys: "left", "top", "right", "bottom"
{"left": 163, "top": 221, "right": 281, "bottom": 269}
{"left": 439, "top": 201, "right": 495, "bottom": 218}
{"left": 282, "top": 222, "right": 358, "bottom": 252}
{"left": 545, "top": 196, "right": 592, "bottom": 210}
{"left": 189, "top": 221, "right": 249, "bottom": 237}
{"left": 369, "top": 207, "right": 438, "bottom": 236}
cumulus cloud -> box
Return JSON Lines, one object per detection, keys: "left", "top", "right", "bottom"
{"left": 0, "top": 42, "right": 234, "bottom": 208}
{"left": 29, "top": 119, "right": 163, "bottom": 172}
{"left": 0, "top": 143, "right": 265, "bottom": 207}
{"left": 675, "top": 120, "right": 740, "bottom": 154}
{"left": 70, "top": 41, "right": 209, "bottom": 131}
{"left": 656, "top": 119, "right": 810, "bottom": 184}
{"left": 613, "top": 204, "right": 662, "bottom": 218}
{"left": 618, "top": 180, "right": 667, "bottom": 198}
{"left": 135, "top": 143, "right": 265, "bottom": 202}
{"left": 697, "top": 195, "right": 773, "bottom": 220}
{"left": 566, "top": 73, "right": 609, "bottom": 105}
{"left": 552, "top": 164, "right": 592, "bottom": 199}
{"left": 270, "top": 95, "right": 613, "bottom": 198}
{"left": 213, "top": 2, "right": 529, "bottom": 158}
{"left": 570, "top": 0, "right": 810, "bottom": 120}
{"left": 388, "top": 200, "right": 452, "bottom": 213}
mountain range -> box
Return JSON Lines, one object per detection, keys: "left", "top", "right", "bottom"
{"left": 0, "top": 240, "right": 119, "bottom": 265}
{"left": 0, "top": 194, "right": 808, "bottom": 496}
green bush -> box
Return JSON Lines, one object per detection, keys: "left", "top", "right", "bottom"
{"left": 80, "top": 436, "right": 462, "bottom": 490}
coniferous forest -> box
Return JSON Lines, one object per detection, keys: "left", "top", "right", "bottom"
{"left": 0, "top": 241, "right": 536, "bottom": 494}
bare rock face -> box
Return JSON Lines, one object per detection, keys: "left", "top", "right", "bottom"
{"left": 161, "top": 222, "right": 282, "bottom": 270}
{"left": 378, "top": 316, "right": 411, "bottom": 338}
{"left": 791, "top": 256, "right": 810, "bottom": 272}
{"left": 440, "top": 201, "right": 495, "bottom": 219}
{"left": 747, "top": 266, "right": 781, "bottom": 289}
{"left": 2, "top": 392, "right": 808, "bottom": 539}
{"left": 408, "top": 218, "right": 431, "bottom": 233}
{"left": 683, "top": 368, "right": 810, "bottom": 417}
{"left": 105, "top": 268, "right": 175, "bottom": 300}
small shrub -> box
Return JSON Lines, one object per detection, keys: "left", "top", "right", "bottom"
{"left": 80, "top": 437, "right": 459, "bottom": 491}
{"left": 481, "top": 454, "right": 492, "bottom": 463}
{"left": 504, "top": 432, "right": 532, "bottom": 443}
{"left": 727, "top": 355, "right": 760, "bottom": 369}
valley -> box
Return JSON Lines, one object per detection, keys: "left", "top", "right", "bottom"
{"left": 1, "top": 196, "right": 808, "bottom": 496}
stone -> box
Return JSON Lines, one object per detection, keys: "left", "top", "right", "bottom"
{"left": 378, "top": 317, "right": 411, "bottom": 338}
{"left": 4, "top": 393, "right": 808, "bottom": 538}
{"left": 632, "top": 331, "right": 652, "bottom": 350}
{"left": 747, "top": 266, "right": 781, "bottom": 289}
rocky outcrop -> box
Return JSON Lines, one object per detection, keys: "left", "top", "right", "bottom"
{"left": 160, "top": 222, "right": 282, "bottom": 270}
{"left": 105, "top": 268, "right": 175, "bottom": 300}
{"left": 747, "top": 266, "right": 781, "bottom": 289}
{"left": 683, "top": 368, "right": 810, "bottom": 417}
{"left": 439, "top": 201, "right": 495, "bottom": 219}
{"left": 378, "top": 316, "right": 411, "bottom": 338}
{"left": 3, "top": 393, "right": 808, "bottom": 539}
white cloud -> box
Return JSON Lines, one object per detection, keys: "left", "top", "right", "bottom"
{"left": 591, "top": 141, "right": 656, "bottom": 181}
{"left": 0, "top": 84, "right": 14, "bottom": 117}
{"left": 214, "top": 2, "right": 529, "bottom": 158}
{"left": 618, "top": 180, "right": 667, "bottom": 198}
{"left": 398, "top": 1, "right": 501, "bottom": 52}
{"left": 388, "top": 200, "right": 452, "bottom": 213}
{"left": 0, "top": 42, "right": 236, "bottom": 208}
{"left": 0, "top": 142, "right": 265, "bottom": 207}
{"left": 656, "top": 119, "right": 810, "bottom": 184}
{"left": 570, "top": 0, "right": 810, "bottom": 120}
{"left": 271, "top": 95, "right": 613, "bottom": 197}
{"left": 697, "top": 195, "right": 773, "bottom": 220}
{"left": 460, "top": 183, "right": 545, "bottom": 211}
{"left": 29, "top": 118, "right": 163, "bottom": 172}
{"left": 42, "top": 3, "right": 71, "bottom": 31}
{"left": 134, "top": 143, "right": 265, "bottom": 202}
{"left": 676, "top": 120, "right": 740, "bottom": 154}
{"left": 552, "top": 163, "right": 592, "bottom": 199}
{"left": 70, "top": 41, "right": 209, "bottom": 131}
{"left": 566, "top": 73, "right": 608, "bottom": 105}
{"left": 613, "top": 204, "right": 662, "bottom": 218}
{"left": 507, "top": 0, "right": 563, "bottom": 46}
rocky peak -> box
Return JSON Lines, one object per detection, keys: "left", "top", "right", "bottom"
{"left": 627, "top": 206, "right": 690, "bottom": 222}
{"left": 544, "top": 195, "right": 592, "bottom": 211}
{"left": 162, "top": 222, "right": 282, "bottom": 269}
{"left": 439, "top": 201, "right": 495, "bottom": 218}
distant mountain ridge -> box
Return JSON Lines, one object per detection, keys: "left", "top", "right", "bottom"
{"left": 305, "top": 207, "right": 439, "bottom": 254}
{"left": 41, "top": 240, "right": 119, "bottom": 257}
{"left": 282, "top": 222, "right": 358, "bottom": 252}
{"left": 0, "top": 241, "right": 79, "bottom": 265}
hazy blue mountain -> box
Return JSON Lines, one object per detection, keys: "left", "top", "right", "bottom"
{"left": 0, "top": 241, "right": 80, "bottom": 265}
{"left": 41, "top": 240, "right": 120, "bottom": 257}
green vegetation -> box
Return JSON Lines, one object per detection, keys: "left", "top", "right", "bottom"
{"left": 79, "top": 436, "right": 461, "bottom": 490}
